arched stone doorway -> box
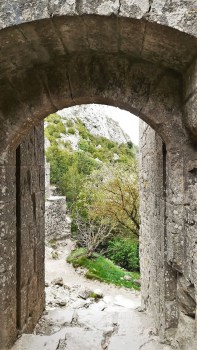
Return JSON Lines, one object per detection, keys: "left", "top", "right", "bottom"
{"left": 0, "top": 11, "right": 196, "bottom": 349}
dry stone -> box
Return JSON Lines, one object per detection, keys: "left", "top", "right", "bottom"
{"left": 45, "top": 193, "right": 71, "bottom": 242}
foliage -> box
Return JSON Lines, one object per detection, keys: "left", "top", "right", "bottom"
{"left": 74, "top": 162, "right": 139, "bottom": 238}
{"left": 67, "top": 127, "right": 75, "bottom": 134}
{"left": 45, "top": 145, "right": 70, "bottom": 185}
{"left": 45, "top": 112, "right": 140, "bottom": 278}
{"left": 67, "top": 248, "right": 140, "bottom": 289}
{"left": 66, "top": 119, "right": 74, "bottom": 127}
{"left": 107, "top": 237, "right": 139, "bottom": 271}
{"left": 45, "top": 113, "right": 66, "bottom": 143}
{"left": 46, "top": 144, "right": 99, "bottom": 206}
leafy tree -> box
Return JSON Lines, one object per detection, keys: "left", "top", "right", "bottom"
{"left": 45, "top": 112, "right": 140, "bottom": 273}
{"left": 78, "top": 161, "right": 139, "bottom": 238}
{"left": 46, "top": 145, "right": 70, "bottom": 185}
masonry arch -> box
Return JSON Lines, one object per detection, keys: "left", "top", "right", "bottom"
{"left": 0, "top": 15, "right": 196, "bottom": 150}
{"left": 0, "top": 14, "right": 197, "bottom": 350}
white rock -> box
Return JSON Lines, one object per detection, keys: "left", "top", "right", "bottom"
{"left": 78, "top": 288, "right": 92, "bottom": 300}
{"left": 51, "top": 277, "right": 64, "bottom": 286}
{"left": 123, "top": 275, "right": 132, "bottom": 281}
{"left": 114, "top": 295, "right": 137, "bottom": 309}
{"left": 93, "top": 288, "right": 104, "bottom": 298}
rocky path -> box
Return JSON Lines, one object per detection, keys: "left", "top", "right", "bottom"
{"left": 13, "top": 239, "right": 171, "bottom": 350}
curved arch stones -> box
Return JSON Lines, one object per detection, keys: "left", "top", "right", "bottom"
{"left": 0, "top": 1, "right": 196, "bottom": 349}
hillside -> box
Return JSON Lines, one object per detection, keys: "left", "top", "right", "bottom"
{"left": 44, "top": 109, "right": 139, "bottom": 278}
{"left": 57, "top": 104, "right": 132, "bottom": 145}
{"left": 45, "top": 112, "right": 137, "bottom": 170}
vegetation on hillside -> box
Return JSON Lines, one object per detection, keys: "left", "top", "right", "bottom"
{"left": 67, "top": 248, "right": 140, "bottom": 290}
{"left": 45, "top": 112, "right": 140, "bottom": 285}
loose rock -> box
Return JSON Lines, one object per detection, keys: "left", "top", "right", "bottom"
{"left": 52, "top": 277, "right": 64, "bottom": 287}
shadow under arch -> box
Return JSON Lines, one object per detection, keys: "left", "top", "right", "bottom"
{"left": 0, "top": 15, "right": 196, "bottom": 152}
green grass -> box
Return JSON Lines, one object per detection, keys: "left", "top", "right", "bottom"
{"left": 67, "top": 248, "right": 140, "bottom": 290}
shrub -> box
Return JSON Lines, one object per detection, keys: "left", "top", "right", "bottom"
{"left": 66, "top": 119, "right": 74, "bottom": 127}
{"left": 76, "top": 120, "right": 90, "bottom": 139}
{"left": 68, "top": 127, "right": 75, "bottom": 134}
{"left": 78, "top": 139, "right": 90, "bottom": 152}
{"left": 107, "top": 237, "right": 139, "bottom": 272}
{"left": 45, "top": 114, "right": 66, "bottom": 142}
{"left": 46, "top": 113, "right": 61, "bottom": 124}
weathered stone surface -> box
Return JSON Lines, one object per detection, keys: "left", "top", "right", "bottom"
{"left": 78, "top": 0, "right": 120, "bottom": 15}
{"left": 0, "top": 123, "right": 45, "bottom": 349}
{"left": 139, "top": 123, "right": 167, "bottom": 336}
{"left": 120, "top": 0, "right": 149, "bottom": 18}
{"left": 0, "top": 152, "right": 17, "bottom": 349}
{"left": 139, "top": 117, "right": 197, "bottom": 345}
{"left": 0, "top": 0, "right": 196, "bottom": 38}
{"left": 16, "top": 123, "right": 45, "bottom": 333}
{"left": 183, "top": 58, "right": 197, "bottom": 139}
{"left": 0, "top": 2, "right": 197, "bottom": 349}
{"left": 148, "top": 0, "right": 197, "bottom": 38}
{"left": 0, "top": 12, "right": 196, "bottom": 150}
{"left": 177, "top": 276, "right": 196, "bottom": 318}
{"left": 45, "top": 194, "right": 70, "bottom": 242}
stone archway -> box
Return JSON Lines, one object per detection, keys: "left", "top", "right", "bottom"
{"left": 0, "top": 7, "right": 196, "bottom": 350}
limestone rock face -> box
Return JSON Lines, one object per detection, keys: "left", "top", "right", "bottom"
{"left": 58, "top": 105, "right": 132, "bottom": 145}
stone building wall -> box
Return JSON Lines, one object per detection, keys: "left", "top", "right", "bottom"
{"left": 0, "top": 123, "right": 45, "bottom": 349}
{"left": 139, "top": 123, "right": 165, "bottom": 332}
{"left": 139, "top": 119, "right": 197, "bottom": 348}
{"left": 45, "top": 159, "right": 50, "bottom": 199}
{"left": 0, "top": 151, "right": 17, "bottom": 348}
{"left": 0, "top": 1, "right": 196, "bottom": 348}
{"left": 139, "top": 123, "right": 178, "bottom": 340}
{"left": 16, "top": 123, "right": 45, "bottom": 334}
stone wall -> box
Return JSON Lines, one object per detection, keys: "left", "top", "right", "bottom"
{"left": 139, "top": 118, "right": 197, "bottom": 348}
{"left": 0, "top": 0, "right": 196, "bottom": 37}
{"left": 0, "top": 1, "right": 196, "bottom": 348}
{"left": 45, "top": 159, "right": 50, "bottom": 199}
{"left": 139, "top": 122, "right": 177, "bottom": 340}
{"left": 0, "top": 151, "right": 17, "bottom": 348}
{"left": 0, "top": 123, "right": 45, "bottom": 349}
{"left": 16, "top": 123, "right": 45, "bottom": 334}
{"left": 45, "top": 189, "right": 71, "bottom": 242}
{"left": 139, "top": 123, "right": 164, "bottom": 329}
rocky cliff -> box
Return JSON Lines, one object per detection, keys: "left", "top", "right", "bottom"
{"left": 57, "top": 104, "right": 131, "bottom": 145}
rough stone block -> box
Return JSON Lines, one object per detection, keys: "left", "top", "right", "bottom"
{"left": 79, "top": 0, "right": 119, "bottom": 15}
{"left": 184, "top": 92, "right": 197, "bottom": 137}
{"left": 120, "top": 0, "right": 149, "bottom": 18}
{"left": 184, "top": 59, "right": 197, "bottom": 99}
